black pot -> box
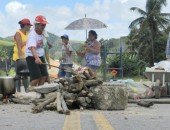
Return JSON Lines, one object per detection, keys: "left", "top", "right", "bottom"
{"left": 16, "top": 59, "right": 30, "bottom": 76}
{"left": 0, "top": 76, "right": 16, "bottom": 95}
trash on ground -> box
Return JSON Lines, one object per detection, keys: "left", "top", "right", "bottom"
{"left": 110, "top": 79, "right": 155, "bottom": 99}
{"left": 145, "top": 61, "right": 170, "bottom": 72}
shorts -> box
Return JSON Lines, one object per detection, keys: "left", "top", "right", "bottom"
{"left": 87, "top": 65, "right": 99, "bottom": 71}
{"left": 26, "top": 56, "right": 48, "bottom": 81}
{"left": 58, "top": 64, "right": 73, "bottom": 78}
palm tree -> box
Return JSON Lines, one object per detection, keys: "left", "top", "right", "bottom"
{"left": 126, "top": 28, "right": 139, "bottom": 52}
{"left": 129, "top": 0, "right": 170, "bottom": 65}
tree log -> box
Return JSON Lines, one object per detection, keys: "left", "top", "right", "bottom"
{"left": 56, "top": 92, "right": 63, "bottom": 113}
{"left": 64, "top": 77, "right": 79, "bottom": 84}
{"left": 32, "top": 83, "right": 59, "bottom": 94}
{"left": 79, "top": 74, "right": 87, "bottom": 80}
{"left": 44, "top": 92, "right": 58, "bottom": 99}
{"left": 85, "top": 97, "right": 91, "bottom": 104}
{"left": 33, "top": 98, "right": 47, "bottom": 103}
{"left": 64, "top": 81, "right": 69, "bottom": 86}
{"left": 87, "top": 67, "right": 96, "bottom": 79}
{"left": 32, "top": 98, "right": 44, "bottom": 106}
{"left": 32, "top": 92, "right": 57, "bottom": 105}
{"left": 83, "top": 71, "right": 91, "bottom": 80}
{"left": 10, "top": 98, "right": 31, "bottom": 105}
{"left": 63, "top": 91, "right": 78, "bottom": 101}
{"left": 87, "top": 93, "right": 94, "bottom": 98}
{"left": 59, "top": 83, "right": 64, "bottom": 89}
{"left": 59, "top": 78, "right": 67, "bottom": 84}
{"left": 44, "top": 103, "right": 57, "bottom": 111}
{"left": 53, "top": 79, "right": 60, "bottom": 83}
{"left": 84, "top": 80, "right": 103, "bottom": 87}
{"left": 69, "top": 82, "right": 84, "bottom": 93}
{"left": 81, "top": 102, "right": 88, "bottom": 107}
{"left": 78, "top": 97, "right": 86, "bottom": 104}
{"left": 82, "top": 83, "right": 89, "bottom": 92}
{"left": 61, "top": 95, "right": 70, "bottom": 115}
{"left": 78, "top": 90, "right": 88, "bottom": 97}
{"left": 63, "top": 85, "right": 69, "bottom": 91}
{"left": 32, "top": 96, "right": 56, "bottom": 113}
{"left": 65, "top": 100, "right": 74, "bottom": 106}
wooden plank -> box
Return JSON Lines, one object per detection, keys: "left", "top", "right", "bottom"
{"left": 57, "top": 92, "right": 63, "bottom": 113}
{"left": 128, "top": 98, "right": 170, "bottom": 104}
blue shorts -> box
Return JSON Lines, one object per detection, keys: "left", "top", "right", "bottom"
{"left": 87, "top": 65, "right": 99, "bottom": 70}
{"left": 58, "top": 64, "right": 73, "bottom": 78}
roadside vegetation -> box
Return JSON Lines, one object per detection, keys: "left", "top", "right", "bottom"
{"left": 101, "top": 0, "right": 170, "bottom": 80}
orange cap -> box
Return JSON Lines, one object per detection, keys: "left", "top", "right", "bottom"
{"left": 18, "top": 18, "right": 32, "bottom": 26}
{"left": 35, "top": 15, "right": 48, "bottom": 24}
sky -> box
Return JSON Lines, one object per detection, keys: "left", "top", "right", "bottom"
{"left": 0, "top": 0, "right": 170, "bottom": 40}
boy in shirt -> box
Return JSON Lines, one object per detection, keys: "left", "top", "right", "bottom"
{"left": 58, "top": 34, "right": 73, "bottom": 78}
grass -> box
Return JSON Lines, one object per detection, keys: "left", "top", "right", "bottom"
{"left": 0, "top": 40, "right": 13, "bottom": 47}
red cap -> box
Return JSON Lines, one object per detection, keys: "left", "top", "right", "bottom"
{"left": 19, "top": 18, "right": 32, "bottom": 26}
{"left": 35, "top": 15, "right": 48, "bottom": 24}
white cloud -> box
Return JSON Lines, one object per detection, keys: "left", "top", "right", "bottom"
{"left": 0, "top": 0, "right": 170, "bottom": 40}
{"left": 5, "top": 1, "right": 27, "bottom": 14}
{"left": 120, "top": 0, "right": 128, "bottom": 4}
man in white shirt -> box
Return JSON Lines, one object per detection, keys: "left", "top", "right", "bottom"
{"left": 58, "top": 34, "right": 73, "bottom": 78}
{"left": 25, "top": 15, "right": 48, "bottom": 86}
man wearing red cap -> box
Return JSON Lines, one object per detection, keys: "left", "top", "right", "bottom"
{"left": 13, "top": 18, "right": 32, "bottom": 92}
{"left": 25, "top": 15, "right": 49, "bottom": 86}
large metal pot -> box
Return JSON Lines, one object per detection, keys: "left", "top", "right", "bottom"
{"left": 0, "top": 76, "right": 16, "bottom": 95}
{"left": 16, "top": 58, "right": 30, "bottom": 76}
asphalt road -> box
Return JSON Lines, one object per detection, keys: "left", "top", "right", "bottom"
{"left": 0, "top": 103, "right": 169, "bottom": 130}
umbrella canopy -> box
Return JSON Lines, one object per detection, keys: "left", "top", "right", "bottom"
{"left": 65, "top": 17, "right": 107, "bottom": 30}
{"left": 65, "top": 15, "right": 107, "bottom": 39}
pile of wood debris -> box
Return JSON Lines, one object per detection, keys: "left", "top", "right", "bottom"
{"left": 10, "top": 67, "right": 103, "bottom": 115}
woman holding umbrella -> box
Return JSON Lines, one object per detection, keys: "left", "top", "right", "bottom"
{"left": 77, "top": 30, "right": 101, "bottom": 73}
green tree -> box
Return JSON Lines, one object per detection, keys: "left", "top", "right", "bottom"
{"left": 126, "top": 28, "right": 140, "bottom": 52}
{"left": 129, "top": 0, "right": 170, "bottom": 65}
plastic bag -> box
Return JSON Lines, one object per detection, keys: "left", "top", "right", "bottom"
{"left": 113, "top": 79, "right": 155, "bottom": 99}
{"left": 126, "top": 79, "right": 155, "bottom": 99}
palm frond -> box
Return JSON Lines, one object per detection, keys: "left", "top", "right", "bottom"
{"left": 129, "top": 17, "right": 145, "bottom": 29}
{"left": 156, "top": 17, "right": 170, "bottom": 29}
{"left": 146, "top": 0, "right": 167, "bottom": 14}
{"left": 138, "top": 20, "right": 149, "bottom": 32}
{"left": 130, "top": 7, "right": 147, "bottom": 16}
{"left": 158, "top": 13, "right": 170, "bottom": 18}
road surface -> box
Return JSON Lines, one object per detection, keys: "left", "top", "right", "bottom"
{"left": 0, "top": 103, "right": 169, "bottom": 130}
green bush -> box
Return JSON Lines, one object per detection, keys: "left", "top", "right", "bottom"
{"left": 108, "top": 52, "right": 148, "bottom": 77}
{"left": 0, "top": 68, "right": 15, "bottom": 76}
{"left": 8, "top": 68, "right": 16, "bottom": 76}
{"left": 0, "top": 70, "right": 6, "bottom": 76}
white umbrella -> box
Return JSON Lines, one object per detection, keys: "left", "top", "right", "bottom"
{"left": 65, "top": 14, "right": 107, "bottom": 39}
